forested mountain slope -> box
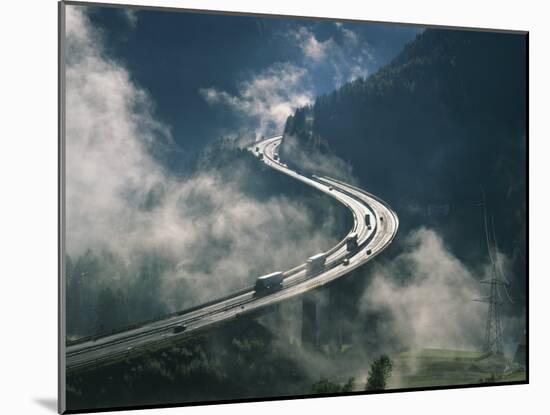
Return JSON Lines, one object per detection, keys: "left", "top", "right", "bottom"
{"left": 283, "top": 28, "right": 526, "bottom": 300}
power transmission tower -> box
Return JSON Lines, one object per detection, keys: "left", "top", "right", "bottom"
{"left": 477, "top": 275, "right": 504, "bottom": 354}
{"left": 474, "top": 194, "right": 512, "bottom": 355}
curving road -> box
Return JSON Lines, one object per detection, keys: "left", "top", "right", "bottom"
{"left": 65, "top": 135, "right": 398, "bottom": 372}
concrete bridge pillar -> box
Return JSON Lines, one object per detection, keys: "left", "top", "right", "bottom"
{"left": 301, "top": 291, "right": 319, "bottom": 350}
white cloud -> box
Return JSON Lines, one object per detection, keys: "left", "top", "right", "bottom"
{"left": 291, "top": 27, "right": 336, "bottom": 62}
{"left": 348, "top": 63, "right": 369, "bottom": 82}
{"left": 303, "top": 34, "right": 332, "bottom": 62}
{"left": 65, "top": 5, "right": 171, "bottom": 258}
{"left": 340, "top": 26, "right": 359, "bottom": 45}
{"left": 198, "top": 24, "right": 379, "bottom": 141}
{"left": 332, "top": 25, "right": 376, "bottom": 84}
{"left": 288, "top": 25, "right": 375, "bottom": 87}
{"left": 124, "top": 10, "right": 138, "bottom": 29}
{"left": 159, "top": 171, "right": 340, "bottom": 308}
{"left": 362, "top": 228, "right": 486, "bottom": 350}
{"left": 200, "top": 62, "right": 314, "bottom": 140}
{"left": 65, "top": 7, "right": 338, "bottom": 312}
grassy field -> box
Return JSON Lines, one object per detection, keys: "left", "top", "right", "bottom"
{"left": 389, "top": 348, "right": 526, "bottom": 389}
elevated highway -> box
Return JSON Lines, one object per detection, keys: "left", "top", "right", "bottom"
{"left": 65, "top": 135, "right": 398, "bottom": 372}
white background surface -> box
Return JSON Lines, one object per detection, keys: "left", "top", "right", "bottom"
{"left": 0, "top": 0, "right": 546, "bottom": 413}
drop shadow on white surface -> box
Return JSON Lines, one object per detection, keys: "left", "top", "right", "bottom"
{"left": 34, "top": 398, "right": 57, "bottom": 413}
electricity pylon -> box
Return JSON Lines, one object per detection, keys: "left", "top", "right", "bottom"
{"left": 474, "top": 194, "right": 512, "bottom": 355}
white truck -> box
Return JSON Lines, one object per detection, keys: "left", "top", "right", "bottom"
{"left": 306, "top": 253, "right": 327, "bottom": 276}
{"left": 254, "top": 271, "right": 283, "bottom": 294}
